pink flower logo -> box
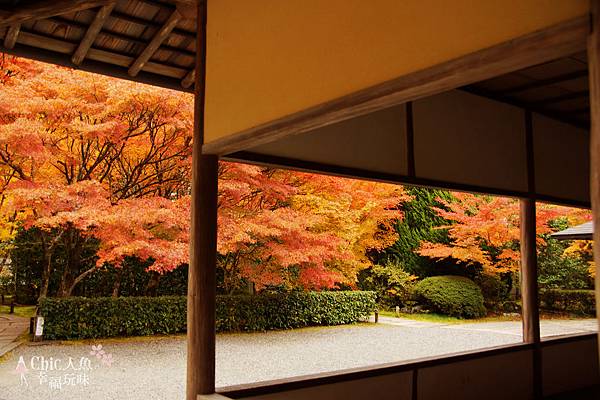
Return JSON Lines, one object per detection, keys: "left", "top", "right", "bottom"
{"left": 90, "top": 344, "right": 114, "bottom": 367}
{"left": 101, "top": 353, "right": 113, "bottom": 367}
{"left": 89, "top": 344, "right": 105, "bottom": 359}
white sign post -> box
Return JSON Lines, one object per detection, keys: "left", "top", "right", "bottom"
{"left": 33, "top": 316, "right": 44, "bottom": 342}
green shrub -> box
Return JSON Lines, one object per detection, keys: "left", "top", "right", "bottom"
{"left": 39, "top": 291, "right": 376, "bottom": 340}
{"left": 358, "top": 262, "right": 417, "bottom": 308}
{"left": 537, "top": 238, "right": 593, "bottom": 290}
{"left": 414, "top": 276, "right": 486, "bottom": 319}
{"left": 539, "top": 289, "right": 596, "bottom": 316}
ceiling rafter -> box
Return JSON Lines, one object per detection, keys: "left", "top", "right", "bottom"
{"left": 0, "top": 0, "right": 111, "bottom": 27}
{"left": 181, "top": 68, "right": 194, "bottom": 88}
{"left": 3, "top": 23, "right": 20, "bottom": 49}
{"left": 128, "top": 9, "right": 182, "bottom": 77}
{"left": 72, "top": 2, "right": 116, "bottom": 66}
{"left": 50, "top": 16, "right": 196, "bottom": 59}
{"left": 501, "top": 70, "right": 588, "bottom": 95}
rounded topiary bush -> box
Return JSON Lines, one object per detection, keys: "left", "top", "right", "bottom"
{"left": 414, "top": 275, "right": 486, "bottom": 319}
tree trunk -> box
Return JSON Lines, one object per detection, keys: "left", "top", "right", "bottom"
{"left": 57, "top": 227, "right": 85, "bottom": 297}
{"left": 145, "top": 272, "right": 160, "bottom": 296}
{"left": 39, "top": 250, "right": 52, "bottom": 300}
{"left": 66, "top": 266, "right": 98, "bottom": 296}
{"left": 112, "top": 269, "right": 122, "bottom": 297}
{"left": 38, "top": 231, "right": 57, "bottom": 302}
{"left": 246, "top": 280, "right": 255, "bottom": 295}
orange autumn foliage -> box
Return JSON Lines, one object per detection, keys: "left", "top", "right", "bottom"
{"left": 0, "top": 55, "right": 406, "bottom": 294}
{"left": 418, "top": 193, "right": 590, "bottom": 274}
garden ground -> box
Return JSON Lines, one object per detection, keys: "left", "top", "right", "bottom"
{"left": 0, "top": 317, "right": 596, "bottom": 400}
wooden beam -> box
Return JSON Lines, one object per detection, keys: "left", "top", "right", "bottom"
{"left": 110, "top": 10, "right": 196, "bottom": 41}
{"left": 187, "top": 154, "right": 217, "bottom": 400}
{"left": 3, "top": 23, "right": 19, "bottom": 49}
{"left": 128, "top": 9, "right": 182, "bottom": 77}
{"left": 15, "top": 30, "right": 187, "bottom": 78}
{"left": 588, "top": 0, "right": 600, "bottom": 362}
{"left": 520, "top": 198, "right": 542, "bottom": 399}
{"left": 182, "top": 68, "right": 195, "bottom": 88}
{"left": 501, "top": 70, "right": 588, "bottom": 95}
{"left": 71, "top": 2, "right": 115, "bottom": 66}
{"left": 405, "top": 102, "right": 415, "bottom": 177}
{"left": 520, "top": 199, "right": 540, "bottom": 343}
{"left": 187, "top": 1, "right": 214, "bottom": 400}
{"left": 202, "top": 16, "right": 589, "bottom": 156}
{"left": 52, "top": 15, "right": 196, "bottom": 58}
{"left": 0, "top": 0, "right": 110, "bottom": 27}
{"left": 224, "top": 151, "right": 591, "bottom": 209}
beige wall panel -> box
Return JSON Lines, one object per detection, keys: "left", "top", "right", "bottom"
{"left": 248, "top": 105, "right": 407, "bottom": 175}
{"left": 205, "top": 0, "right": 588, "bottom": 142}
{"left": 533, "top": 114, "right": 589, "bottom": 202}
{"left": 418, "top": 350, "right": 534, "bottom": 400}
{"left": 542, "top": 337, "right": 600, "bottom": 396}
{"left": 240, "top": 372, "right": 412, "bottom": 400}
{"left": 413, "top": 91, "right": 528, "bottom": 191}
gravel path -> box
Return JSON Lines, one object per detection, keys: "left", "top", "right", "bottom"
{"left": 0, "top": 318, "right": 595, "bottom": 400}
{"left": 0, "top": 315, "right": 29, "bottom": 357}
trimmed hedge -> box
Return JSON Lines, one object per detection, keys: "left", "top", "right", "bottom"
{"left": 414, "top": 275, "right": 486, "bottom": 319}
{"left": 539, "top": 289, "right": 596, "bottom": 316}
{"left": 39, "top": 291, "right": 376, "bottom": 340}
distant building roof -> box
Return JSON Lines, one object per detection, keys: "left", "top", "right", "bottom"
{"left": 550, "top": 221, "right": 593, "bottom": 241}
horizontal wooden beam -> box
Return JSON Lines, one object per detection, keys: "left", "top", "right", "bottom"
{"left": 198, "top": 395, "right": 232, "bottom": 400}
{"left": 223, "top": 151, "right": 591, "bottom": 209}
{"left": 128, "top": 9, "right": 182, "bottom": 77}
{"left": 0, "top": 0, "right": 111, "bottom": 27}
{"left": 72, "top": 2, "right": 115, "bottom": 66}
{"left": 3, "top": 23, "right": 20, "bottom": 49}
{"left": 202, "top": 16, "right": 589, "bottom": 156}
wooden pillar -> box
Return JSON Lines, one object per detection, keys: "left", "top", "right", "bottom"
{"left": 187, "top": 1, "right": 217, "bottom": 399}
{"left": 520, "top": 198, "right": 542, "bottom": 399}
{"left": 520, "top": 199, "right": 540, "bottom": 345}
{"left": 589, "top": 0, "right": 600, "bottom": 361}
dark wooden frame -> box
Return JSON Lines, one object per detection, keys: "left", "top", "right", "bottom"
{"left": 187, "top": 1, "right": 216, "bottom": 400}
{"left": 223, "top": 151, "right": 590, "bottom": 209}
{"left": 588, "top": 0, "right": 600, "bottom": 361}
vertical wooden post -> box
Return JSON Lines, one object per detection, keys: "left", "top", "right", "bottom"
{"left": 520, "top": 198, "right": 542, "bottom": 399}
{"left": 187, "top": 1, "right": 217, "bottom": 399}
{"left": 589, "top": 0, "right": 600, "bottom": 362}
{"left": 520, "top": 198, "right": 541, "bottom": 343}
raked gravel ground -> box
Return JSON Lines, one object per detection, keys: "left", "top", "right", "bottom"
{"left": 0, "top": 318, "right": 596, "bottom": 400}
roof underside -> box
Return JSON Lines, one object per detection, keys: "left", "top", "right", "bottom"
{"left": 466, "top": 52, "right": 589, "bottom": 129}
{"left": 550, "top": 221, "right": 593, "bottom": 240}
{"left": 0, "top": 0, "right": 198, "bottom": 92}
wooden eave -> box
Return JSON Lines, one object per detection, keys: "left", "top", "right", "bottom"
{"left": 0, "top": 0, "right": 199, "bottom": 92}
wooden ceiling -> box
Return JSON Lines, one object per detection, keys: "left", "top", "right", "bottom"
{"left": 464, "top": 52, "right": 589, "bottom": 129}
{"left": 0, "top": 0, "right": 199, "bottom": 92}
